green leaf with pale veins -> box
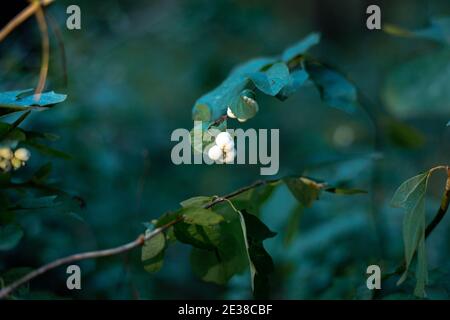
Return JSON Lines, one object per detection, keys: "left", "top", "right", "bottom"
{"left": 0, "top": 224, "right": 24, "bottom": 251}
{"left": 391, "top": 172, "right": 430, "bottom": 297}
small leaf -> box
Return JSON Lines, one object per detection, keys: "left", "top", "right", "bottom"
{"left": 325, "top": 187, "right": 368, "bottom": 195}
{"left": 284, "top": 176, "right": 323, "bottom": 207}
{"left": 0, "top": 89, "right": 67, "bottom": 117}
{"left": 384, "top": 17, "right": 450, "bottom": 45}
{"left": 248, "top": 62, "right": 290, "bottom": 96}
{"left": 391, "top": 172, "right": 430, "bottom": 296}
{"left": 306, "top": 61, "right": 358, "bottom": 113}
{"left": 282, "top": 32, "right": 321, "bottom": 62}
{"left": 180, "top": 196, "right": 213, "bottom": 208}
{"left": 391, "top": 173, "right": 428, "bottom": 208}
{"left": 182, "top": 207, "right": 224, "bottom": 226}
{"left": 24, "top": 140, "right": 71, "bottom": 159}
{"left": 0, "top": 224, "right": 24, "bottom": 251}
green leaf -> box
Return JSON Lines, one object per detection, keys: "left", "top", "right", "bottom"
{"left": 180, "top": 196, "right": 213, "bottom": 208}
{"left": 0, "top": 89, "right": 67, "bottom": 117}
{"left": 391, "top": 173, "right": 429, "bottom": 208}
{"left": 241, "top": 210, "right": 276, "bottom": 242}
{"left": 325, "top": 187, "right": 368, "bottom": 195}
{"left": 31, "top": 163, "right": 52, "bottom": 183}
{"left": 15, "top": 195, "right": 58, "bottom": 210}
{"left": 0, "top": 224, "right": 24, "bottom": 251}
{"left": 383, "top": 49, "right": 450, "bottom": 118}
{"left": 282, "top": 32, "right": 321, "bottom": 62}
{"left": 154, "top": 210, "right": 182, "bottom": 228}
{"left": 276, "top": 69, "right": 309, "bottom": 101}
{"left": 384, "top": 17, "right": 450, "bottom": 45}
{"left": 190, "top": 208, "right": 249, "bottom": 285}
{"left": 174, "top": 223, "right": 219, "bottom": 250}
{"left": 23, "top": 140, "right": 71, "bottom": 159}
{"left": 248, "top": 62, "right": 290, "bottom": 96}
{"left": 284, "top": 176, "right": 323, "bottom": 207}
{"left": 182, "top": 207, "right": 224, "bottom": 226}
{"left": 306, "top": 61, "right": 358, "bottom": 113}
{"left": 385, "top": 119, "right": 426, "bottom": 149}
{"left": 192, "top": 58, "right": 275, "bottom": 122}
{"left": 241, "top": 210, "right": 276, "bottom": 299}
{"left": 391, "top": 172, "right": 430, "bottom": 297}
{"left": 141, "top": 231, "right": 166, "bottom": 273}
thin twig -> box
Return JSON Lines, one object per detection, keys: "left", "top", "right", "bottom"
{"left": 0, "top": 178, "right": 278, "bottom": 299}
{"left": 0, "top": 0, "right": 55, "bottom": 43}
{"left": 34, "top": 3, "right": 50, "bottom": 99}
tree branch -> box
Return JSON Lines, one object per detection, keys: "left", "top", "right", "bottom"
{"left": 0, "top": 178, "right": 278, "bottom": 299}
{"left": 425, "top": 167, "right": 450, "bottom": 238}
{"left": 0, "top": 0, "right": 55, "bottom": 43}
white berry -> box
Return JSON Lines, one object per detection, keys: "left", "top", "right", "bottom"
{"left": 237, "top": 118, "right": 247, "bottom": 123}
{"left": 227, "top": 107, "right": 236, "bottom": 119}
{"left": 208, "top": 145, "right": 223, "bottom": 161}
{"left": 222, "top": 140, "right": 234, "bottom": 152}
{"left": 14, "top": 148, "right": 30, "bottom": 161}
{"left": 224, "top": 148, "right": 236, "bottom": 164}
{"left": 215, "top": 132, "right": 233, "bottom": 149}
{"left": 0, "top": 147, "right": 13, "bottom": 160}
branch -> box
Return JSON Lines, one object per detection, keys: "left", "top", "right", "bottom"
{"left": 0, "top": 178, "right": 278, "bottom": 299}
{"left": 34, "top": 3, "right": 50, "bottom": 98}
{"left": 425, "top": 167, "right": 450, "bottom": 238}
{"left": 0, "top": 0, "right": 55, "bottom": 43}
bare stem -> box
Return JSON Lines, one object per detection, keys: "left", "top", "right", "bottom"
{"left": 0, "top": 178, "right": 279, "bottom": 299}
{"left": 0, "top": 0, "right": 55, "bottom": 43}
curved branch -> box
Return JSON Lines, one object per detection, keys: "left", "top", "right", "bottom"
{"left": 425, "top": 167, "right": 450, "bottom": 238}
{"left": 0, "top": 0, "right": 55, "bottom": 43}
{"left": 0, "top": 178, "right": 278, "bottom": 299}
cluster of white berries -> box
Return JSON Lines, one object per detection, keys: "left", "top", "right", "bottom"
{"left": 0, "top": 146, "right": 31, "bottom": 172}
{"left": 207, "top": 131, "right": 235, "bottom": 164}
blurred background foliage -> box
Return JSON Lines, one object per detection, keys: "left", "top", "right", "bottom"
{"left": 0, "top": 0, "right": 449, "bottom": 299}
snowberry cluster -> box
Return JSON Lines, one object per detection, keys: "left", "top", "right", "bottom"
{"left": 0, "top": 147, "right": 31, "bottom": 172}
{"left": 207, "top": 131, "right": 235, "bottom": 164}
